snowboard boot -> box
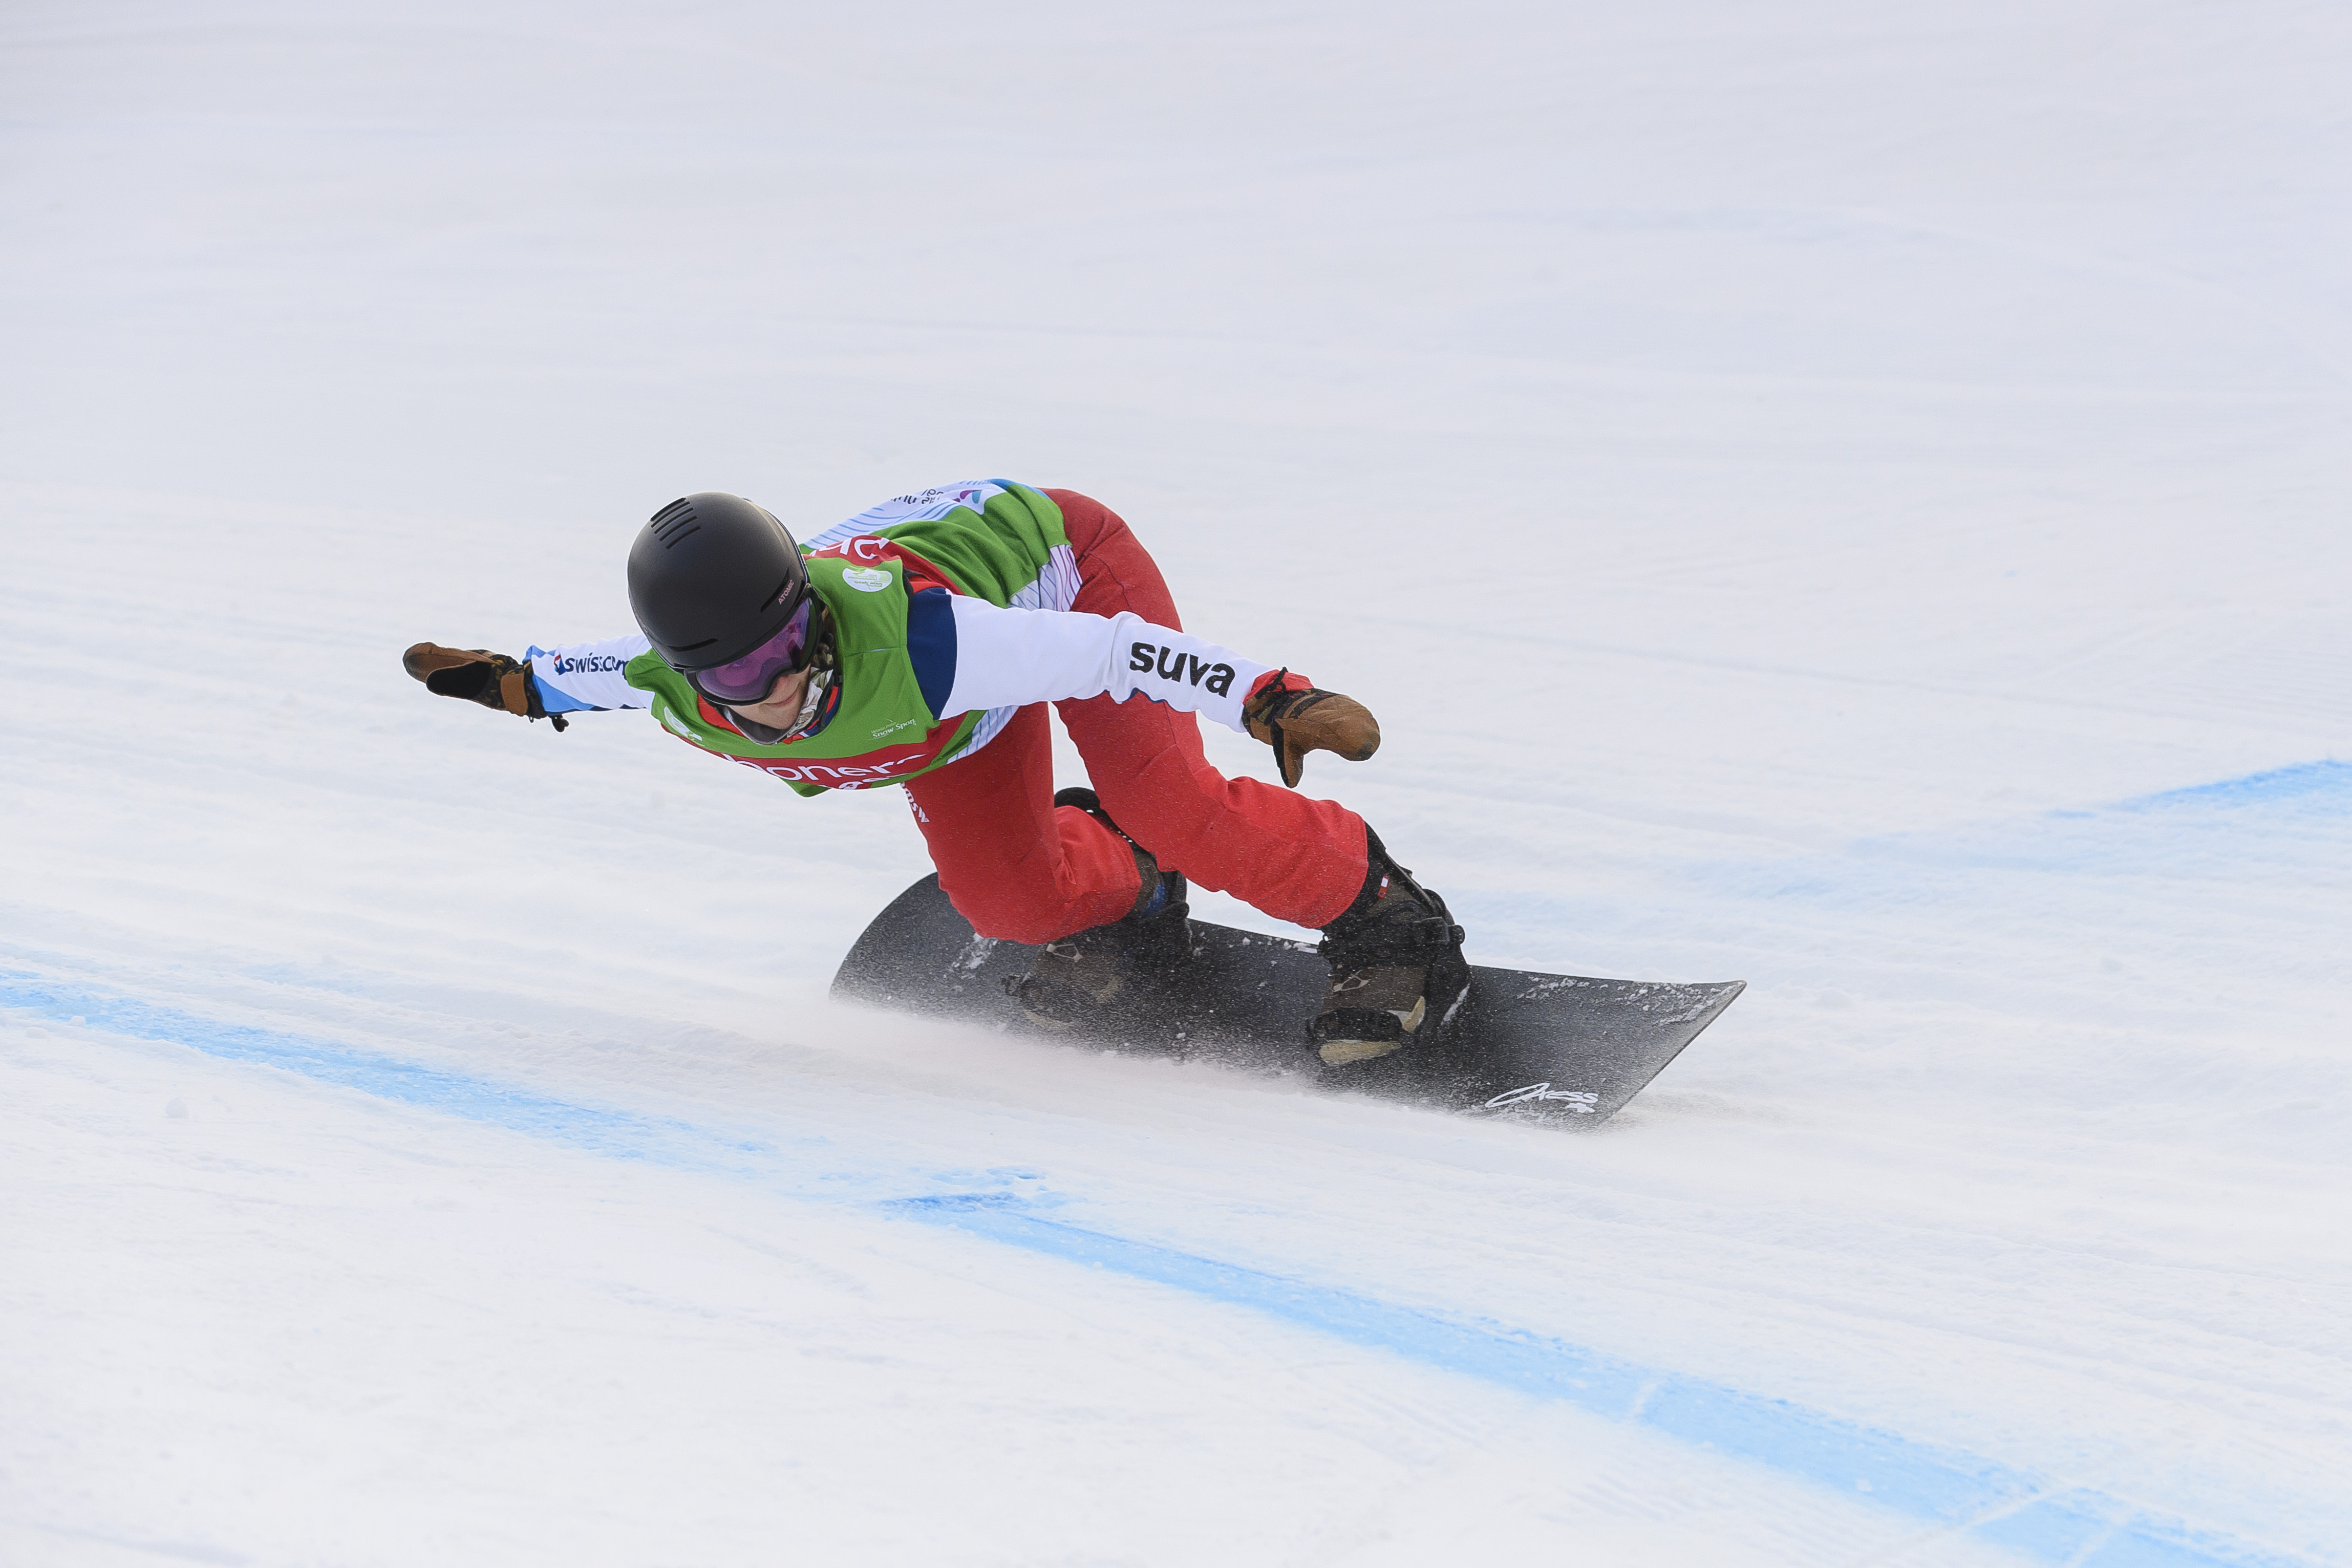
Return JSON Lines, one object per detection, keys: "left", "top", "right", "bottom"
{"left": 1310, "top": 832, "right": 1469, "bottom": 1066}
{"left": 1006, "top": 788, "right": 1191, "bottom": 1032}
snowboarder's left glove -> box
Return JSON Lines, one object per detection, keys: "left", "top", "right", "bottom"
{"left": 1243, "top": 670, "right": 1378, "bottom": 788}
{"left": 402, "top": 642, "right": 568, "bottom": 732}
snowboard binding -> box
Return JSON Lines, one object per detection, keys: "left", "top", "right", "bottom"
{"left": 1311, "top": 833, "right": 1470, "bottom": 1068}
{"left": 1003, "top": 787, "right": 1192, "bottom": 1032}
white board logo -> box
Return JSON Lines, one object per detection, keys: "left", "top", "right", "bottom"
{"left": 841, "top": 566, "right": 891, "bottom": 593}
{"left": 1483, "top": 1083, "right": 1599, "bottom": 1112}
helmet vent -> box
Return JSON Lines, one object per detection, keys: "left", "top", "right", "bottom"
{"left": 649, "top": 498, "right": 700, "bottom": 548}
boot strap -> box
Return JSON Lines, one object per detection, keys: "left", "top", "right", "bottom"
{"left": 1316, "top": 914, "right": 1465, "bottom": 966}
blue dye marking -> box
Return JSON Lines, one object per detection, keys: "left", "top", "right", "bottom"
{"left": 885, "top": 1198, "right": 2305, "bottom": 1568}
{"left": 0, "top": 972, "right": 761, "bottom": 1171}
{"left": 2116, "top": 760, "right": 2352, "bottom": 813}
{"left": 0, "top": 973, "right": 2319, "bottom": 1568}
{"left": 1692, "top": 758, "right": 2352, "bottom": 899}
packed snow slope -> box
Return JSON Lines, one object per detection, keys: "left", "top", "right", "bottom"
{"left": 5, "top": 2, "right": 2349, "bottom": 1564}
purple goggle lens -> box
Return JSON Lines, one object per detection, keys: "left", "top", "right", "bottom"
{"left": 689, "top": 599, "right": 818, "bottom": 705}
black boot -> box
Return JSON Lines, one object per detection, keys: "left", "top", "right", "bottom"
{"left": 1006, "top": 788, "right": 1191, "bottom": 1030}
{"left": 1311, "top": 831, "right": 1469, "bottom": 1066}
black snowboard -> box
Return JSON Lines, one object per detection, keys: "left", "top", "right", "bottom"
{"left": 831, "top": 875, "right": 1743, "bottom": 1125}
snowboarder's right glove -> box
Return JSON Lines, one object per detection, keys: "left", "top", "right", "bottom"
{"left": 402, "top": 642, "right": 568, "bottom": 732}
{"left": 1243, "top": 670, "right": 1379, "bottom": 788}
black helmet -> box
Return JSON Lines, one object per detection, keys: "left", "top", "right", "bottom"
{"left": 627, "top": 492, "right": 809, "bottom": 672}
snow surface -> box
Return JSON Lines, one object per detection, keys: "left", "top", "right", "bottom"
{"left": 4, "top": 1, "right": 2349, "bottom": 1563}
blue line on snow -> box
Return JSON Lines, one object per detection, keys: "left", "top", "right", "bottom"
{"left": 0, "top": 971, "right": 768, "bottom": 1170}
{"left": 2115, "top": 759, "right": 2352, "bottom": 812}
{"left": 0, "top": 972, "right": 2317, "bottom": 1568}
{"left": 887, "top": 1197, "right": 2294, "bottom": 1568}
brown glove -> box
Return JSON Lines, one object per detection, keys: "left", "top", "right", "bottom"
{"left": 1243, "top": 670, "right": 1379, "bottom": 788}
{"left": 402, "top": 643, "right": 568, "bottom": 732}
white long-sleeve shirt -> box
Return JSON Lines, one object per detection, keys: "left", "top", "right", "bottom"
{"left": 529, "top": 596, "right": 1274, "bottom": 739}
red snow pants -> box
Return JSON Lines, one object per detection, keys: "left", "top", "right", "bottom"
{"left": 902, "top": 490, "right": 1369, "bottom": 944}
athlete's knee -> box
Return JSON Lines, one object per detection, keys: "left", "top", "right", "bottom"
{"left": 1090, "top": 767, "right": 1214, "bottom": 853}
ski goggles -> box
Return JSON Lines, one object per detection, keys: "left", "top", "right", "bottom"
{"left": 686, "top": 597, "right": 821, "bottom": 706}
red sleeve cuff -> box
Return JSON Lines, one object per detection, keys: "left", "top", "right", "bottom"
{"left": 1246, "top": 668, "right": 1314, "bottom": 703}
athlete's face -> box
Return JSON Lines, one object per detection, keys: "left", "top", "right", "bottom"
{"left": 725, "top": 665, "right": 811, "bottom": 728}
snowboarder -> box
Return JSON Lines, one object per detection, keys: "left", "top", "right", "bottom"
{"left": 404, "top": 482, "right": 1468, "bottom": 1064}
